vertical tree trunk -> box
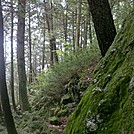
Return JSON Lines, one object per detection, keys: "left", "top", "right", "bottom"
{"left": 0, "top": 1, "right": 17, "bottom": 133}
{"left": 17, "top": 0, "right": 30, "bottom": 112}
{"left": 10, "top": 0, "right": 16, "bottom": 112}
{"left": 44, "top": 1, "right": 53, "bottom": 65}
{"left": 44, "top": 1, "right": 58, "bottom": 65}
{"left": 75, "top": 0, "right": 81, "bottom": 48}
{"left": 63, "top": 11, "right": 68, "bottom": 42}
{"left": 87, "top": 0, "right": 116, "bottom": 56}
{"left": 84, "top": 17, "right": 88, "bottom": 47}
{"left": 28, "top": 2, "right": 33, "bottom": 84}
{"left": 50, "top": 36, "right": 58, "bottom": 63}
{"left": 42, "top": 31, "right": 45, "bottom": 70}
{"left": 42, "top": 12, "right": 46, "bottom": 70}
{"left": 72, "top": 11, "right": 75, "bottom": 50}
{"left": 88, "top": 14, "right": 92, "bottom": 45}
{"left": 80, "top": 25, "right": 83, "bottom": 47}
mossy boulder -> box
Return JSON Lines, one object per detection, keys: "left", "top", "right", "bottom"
{"left": 64, "top": 12, "right": 134, "bottom": 134}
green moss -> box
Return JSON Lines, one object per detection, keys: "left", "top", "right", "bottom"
{"left": 61, "top": 93, "right": 72, "bottom": 105}
{"left": 64, "top": 12, "right": 134, "bottom": 134}
{"left": 48, "top": 116, "right": 61, "bottom": 125}
{"left": 57, "top": 109, "right": 68, "bottom": 117}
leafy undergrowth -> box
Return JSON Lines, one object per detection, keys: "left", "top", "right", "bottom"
{"left": 17, "top": 46, "right": 100, "bottom": 133}
{"left": 0, "top": 116, "right": 6, "bottom": 134}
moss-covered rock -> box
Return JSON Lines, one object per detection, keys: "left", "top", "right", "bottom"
{"left": 65, "top": 77, "right": 81, "bottom": 103}
{"left": 63, "top": 12, "right": 134, "bottom": 134}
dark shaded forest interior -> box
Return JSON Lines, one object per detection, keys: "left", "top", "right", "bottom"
{"left": 0, "top": 0, "right": 134, "bottom": 134}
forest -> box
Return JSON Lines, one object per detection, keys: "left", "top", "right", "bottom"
{"left": 0, "top": 0, "right": 134, "bottom": 134}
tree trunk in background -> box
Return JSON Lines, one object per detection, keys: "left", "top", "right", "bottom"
{"left": 17, "top": 0, "right": 30, "bottom": 112}
{"left": 50, "top": 36, "right": 58, "bottom": 63}
{"left": 75, "top": 0, "right": 81, "bottom": 48}
{"left": 72, "top": 11, "right": 75, "bottom": 51}
{"left": 63, "top": 11, "right": 67, "bottom": 42}
{"left": 28, "top": 2, "right": 33, "bottom": 84}
{"left": 88, "top": 14, "right": 92, "bottom": 45}
{"left": 0, "top": 1, "right": 17, "bottom": 133}
{"left": 10, "top": 0, "right": 16, "bottom": 112}
{"left": 80, "top": 25, "right": 83, "bottom": 47}
{"left": 42, "top": 30, "right": 45, "bottom": 70}
{"left": 84, "top": 16, "right": 88, "bottom": 47}
{"left": 42, "top": 12, "right": 46, "bottom": 70}
{"left": 87, "top": 0, "right": 116, "bottom": 56}
{"left": 44, "top": 1, "right": 58, "bottom": 65}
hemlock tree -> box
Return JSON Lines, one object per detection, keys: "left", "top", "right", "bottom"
{"left": 87, "top": 0, "right": 116, "bottom": 56}
{"left": 44, "top": 1, "right": 58, "bottom": 65}
{"left": 10, "top": 0, "right": 16, "bottom": 112}
{"left": 75, "top": 0, "right": 82, "bottom": 48}
{"left": 17, "top": 0, "right": 30, "bottom": 111}
{"left": 0, "top": 1, "right": 17, "bottom": 133}
{"left": 28, "top": 1, "right": 33, "bottom": 84}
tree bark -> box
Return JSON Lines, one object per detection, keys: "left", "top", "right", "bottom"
{"left": 0, "top": 1, "right": 17, "bottom": 133}
{"left": 10, "top": 0, "right": 16, "bottom": 112}
{"left": 50, "top": 36, "right": 58, "bottom": 63}
{"left": 75, "top": 0, "right": 82, "bottom": 48}
{"left": 28, "top": 1, "right": 33, "bottom": 84}
{"left": 72, "top": 11, "right": 75, "bottom": 50}
{"left": 87, "top": 0, "right": 116, "bottom": 56}
{"left": 44, "top": 1, "right": 58, "bottom": 65}
{"left": 42, "top": 30, "right": 45, "bottom": 70}
{"left": 84, "top": 16, "right": 88, "bottom": 47}
{"left": 42, "top": 12, "right": 46, "bottom": 70}
{"left": 17, "top": 0, "right": 30, "bottom": 112}
{"left": 63, "top": 10, "right": 68, "bottom": 42}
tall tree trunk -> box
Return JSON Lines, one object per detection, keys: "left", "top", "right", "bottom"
{"left": 28, "top": 2, "right": 32, "bottom": 84}
{"left": 84, "top": 17, "right": 88, "bottom": 47}
{"left": 42, "top": 12, "right": 46, "bottom": 70}
{"left": 0, "top": 1, "right": 17, "bottom": 133}
{"left": 44, "top": 1, "right": 53, "bottom": 65}
{"left": 42, "top": 31, "right": 45, "bottom": 70}
{"left": 44, "top": 1, "right": 58, "bottom": 65}
{"left": 10, "top": 0, "right": 16, "bottom": 112}
{"left": 50, "top": 36, "right": 58, "bottom": 63}
{"left": 75, "top": 0, "right": 81, "bottom": 48}
{"left": 87, "top": 0, "right": 116, "bottom": 56}
{"left": 88, "top": 14, "right": 92, "bottom": 45}
{"left": 17, "top": 0, "right": 30, "bottom": 112}
{"left": 80, "top": 24, "right": 83, "bottom": 47}
{"left": 72, "top": 11, "right": 75, "bottom": 51}
{"left": 63, "top": 10, "right": 67, "bottom": 42}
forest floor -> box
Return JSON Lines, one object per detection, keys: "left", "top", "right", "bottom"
{"left": 0, "top": 64, "right": 96, "bottom": 134}
{"left": 46, "top": 64, "right": 96, "bottom": 133}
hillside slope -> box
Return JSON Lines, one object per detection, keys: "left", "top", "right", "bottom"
{"left": 63, "top": 11, "right": 134, "bottom": 134}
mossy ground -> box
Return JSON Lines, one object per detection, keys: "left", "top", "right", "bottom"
{"left": 64, "top": 12, "right": 134, "bottom": 134}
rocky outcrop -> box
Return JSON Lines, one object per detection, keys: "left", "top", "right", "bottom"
{"left": 63, "top": 12, "right": 134, "bottom": 134}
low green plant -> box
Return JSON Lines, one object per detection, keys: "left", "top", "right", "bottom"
{"left": 30, "top": 45, "right": 100, "bottom": 106}
{"left": 26, "top": 44, "right": 100, "bottom": 133}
